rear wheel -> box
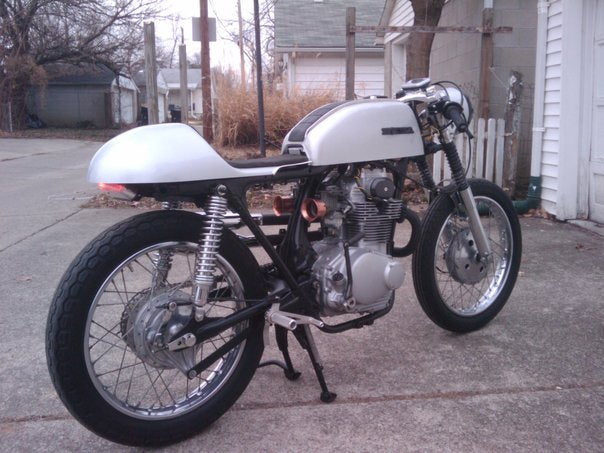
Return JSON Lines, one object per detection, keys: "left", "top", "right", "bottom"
{"left": 46, "top": 210, "right": 265, "bottom": 446}
{"left": 412, "top": 179, "right": 522, "bottom": 332}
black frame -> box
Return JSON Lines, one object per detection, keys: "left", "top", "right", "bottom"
{"left": 130, "top": 158, "right": 418, "bottom": 342}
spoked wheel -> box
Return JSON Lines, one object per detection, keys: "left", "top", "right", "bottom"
{"left": 412, "top": 179, "right": 522, "bottom": 333}
{"left": 46, "top": 211, "right": 265, "bottom": 446}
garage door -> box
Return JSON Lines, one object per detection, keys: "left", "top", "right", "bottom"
{"left": 158, "top": 94, "right": 166, "bottom": 123}
{"left": 120, "top": 90, "right": 135, "bottom": 125}
{"left": 589, "top": 0, "right": 604, "bottom": 223}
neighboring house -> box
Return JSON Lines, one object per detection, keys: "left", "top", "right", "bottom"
{"left": 159, "top": 68, "right": 205, "bottom": 118}
{"left": 134, "top": 70, "right": 169, "bottom": 123}
{"left": 274, "top": 0, "right": 386, "bottom": 98}
{"left": 379, "top": 0, "right": 537, "bottom": 187}
{"left": 530, "top": 0, "right": 604, "bottom": 223}
{"left": 28, "top": 63, "right": 138, "bottom": 127}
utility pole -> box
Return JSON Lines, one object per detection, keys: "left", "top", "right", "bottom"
{"left": 199, "top": 0, "right": 213, "bottom": 141}
{"left": 253, "top": 0, "right": 266, "bottom": 156}
{"left": 237, "top": 0, "right": 246, "bottom": 88}
{"left": 144, "top": 22, "right": 159, "bottom": 125}
{"left": 345, "top": 7, "right": 356, "bottom": 100}
{"left": 179, "top": 44, "right": 189, "bottom": 124}
{"left": 478, "top": 5, "right": 494, "bottom": 119}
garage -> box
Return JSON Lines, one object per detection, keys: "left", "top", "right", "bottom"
{"left": 533, "top": 0, "right": 604, "bottom": 224}
{"left": 112, "top": 75, "right": 138, "bottom": 126}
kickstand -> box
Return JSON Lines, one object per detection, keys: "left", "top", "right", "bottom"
{"left": 258, "top": 326, "right": 301, "bottom": 381}
{"left": 293, "top": 325, "right": 337, "bottom": 403}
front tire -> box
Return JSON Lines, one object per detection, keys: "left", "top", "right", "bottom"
{"left": 412, "top": 179, "right": 522, "bottom": 333}
{"left": 46, "top": 210, "right": 265, "bottom": 446}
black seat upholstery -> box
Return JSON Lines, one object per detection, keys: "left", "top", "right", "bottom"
{"left": 288, "top": 101, "right": 347, "bottom": 142}
{"left": 227, "top": 154, "right": 309, "bottom": 169}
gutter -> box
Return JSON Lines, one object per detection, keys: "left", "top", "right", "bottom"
{"left": 274, "top": 47, "right": 384, "bottom": 54}
{"left": 512, "top": 0, "right": 548, "bottom": 214}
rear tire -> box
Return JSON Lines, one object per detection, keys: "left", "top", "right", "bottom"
{"left": 412, "top": 179, "right": 522, "bottom": 333}
{"left": 46, "top": 210, "right": 265, "bottom": 446}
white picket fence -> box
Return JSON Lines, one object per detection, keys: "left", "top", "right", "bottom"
{"left": 432, "top": 118, "right": 506, "bottom": 187}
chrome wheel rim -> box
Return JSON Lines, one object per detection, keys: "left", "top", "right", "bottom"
{"left": 434, "top": 197, "right": 513, "bottom": 316}
{"left": 84, "top": 242, "right": 246, "bottom": 420}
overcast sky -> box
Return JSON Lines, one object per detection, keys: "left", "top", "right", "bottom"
{"left": 154, "top": 0, "right": 254, "bottom": 71}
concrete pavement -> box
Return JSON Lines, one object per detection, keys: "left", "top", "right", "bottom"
{"left": 0, "top": 138, "right": 602, "bottom": 452}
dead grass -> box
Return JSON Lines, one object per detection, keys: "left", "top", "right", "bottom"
{"left": 214, "top": 70, "right": 335, "bottom": 147}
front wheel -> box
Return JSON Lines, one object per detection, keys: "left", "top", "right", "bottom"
{"left": 412, "top": 179, "right": 522, "bottom": 333}
{"left": 46, "top": 210, "right": 265, "bottom": 446}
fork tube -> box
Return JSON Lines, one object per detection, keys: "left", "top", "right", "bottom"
{"left": 441, "top": 130, "right": 492, "bottom": 258}
{"left": 459, "top": 187, "right": 491, "bottom": 258}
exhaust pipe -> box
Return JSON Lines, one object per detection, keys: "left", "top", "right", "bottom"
{"left": 273, "top": 196, "right": 295, "bottom": 216}
{"left": 301, "top": 198, "right": 327, "bottom": 222}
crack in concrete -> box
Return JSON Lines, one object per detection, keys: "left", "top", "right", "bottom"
{"left": 1, "top": 381, "right": 602, "bottom": 426}
{"left": 231, "top": 381, "right": 604, "bottom": 412}
{"left": 0, "top": 152, "right": 50, "bottom": 162}
{"left": 0, "top": 414, "right": 72, "bottom": 425}
{"left": 0, "top": 209, "right": 82, "bottom": 254}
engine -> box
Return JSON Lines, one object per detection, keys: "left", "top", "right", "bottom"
{"left": 308, "top": 168, "right": 405, "bottom": 316}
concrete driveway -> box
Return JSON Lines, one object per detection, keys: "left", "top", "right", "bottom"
{"left": 0, "top": 138, "right": 602, "bottom": 452}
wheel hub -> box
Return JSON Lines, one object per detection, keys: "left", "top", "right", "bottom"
{"left": 121, "top": 287, "right": 199, "bottom": 374}
{"left": 445, "top": 228, "right": 488, "bottom": 284}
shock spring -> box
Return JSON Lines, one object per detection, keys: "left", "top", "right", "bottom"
{"left": 193, "top": 186, "right": 228, "bottom": 320}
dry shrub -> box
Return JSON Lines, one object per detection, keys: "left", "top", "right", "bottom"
{"left": 214, "top": 69, "right": 335, "bottom": 147}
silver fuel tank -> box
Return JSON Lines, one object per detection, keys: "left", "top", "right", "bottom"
{"left": 281, "top": 99, "right": 424, "bottom": 166}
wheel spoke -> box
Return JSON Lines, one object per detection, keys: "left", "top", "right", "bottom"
{"left": 433, "top": 195, "right": 513, "bottom": 316}
{"left": 84, "top": 241, "right": 249, "bottom": 419}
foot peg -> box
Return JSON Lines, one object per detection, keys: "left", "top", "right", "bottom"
{"left": 265, "top": 304, "right": 325, "bottom": 331}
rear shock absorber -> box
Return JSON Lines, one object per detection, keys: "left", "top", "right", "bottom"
{"left": 193, "top": 185, "right": 228, "bottom": 321}
{"left": 152, "top": 201, "right": 183, "bottom": 289}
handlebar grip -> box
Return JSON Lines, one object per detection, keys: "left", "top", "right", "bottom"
{"left": 443, "top": 103, "right": 468, "bottom": 133}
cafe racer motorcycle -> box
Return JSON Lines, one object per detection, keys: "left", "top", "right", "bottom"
{"left": 46, "top": 79, "right": 521, "bottom": 446}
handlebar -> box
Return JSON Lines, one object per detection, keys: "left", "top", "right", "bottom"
{"left": 396, "top": 84, "right": 472, "bottom": 134}
{"left": 443, "top": 103, "right": 468, "bottom": 133}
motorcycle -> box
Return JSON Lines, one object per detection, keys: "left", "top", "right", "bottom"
{"left": 46, "top": 78, "right": 521, "bottom": 446}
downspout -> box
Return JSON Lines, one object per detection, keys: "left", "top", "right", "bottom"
{"left": 513, "top": 0, "right": 548, "bottom": 213}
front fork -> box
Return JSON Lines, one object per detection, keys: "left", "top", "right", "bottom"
{"left": 439, "top": 129, "right": 492, "bottom": 260}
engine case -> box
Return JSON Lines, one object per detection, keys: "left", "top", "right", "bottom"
{"left": 311, "top": 168, "right": 406, "bottom": 316}
{"left": 312, "top": 240, "right": 405, "bottom": 316}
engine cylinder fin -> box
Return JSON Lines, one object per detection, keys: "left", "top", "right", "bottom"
{"left": 344, "top": 200, "right": 403, "bottom": 243}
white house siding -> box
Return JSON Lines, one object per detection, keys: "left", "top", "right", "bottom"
{"left": 384, "top": 0, "right": 414, "bottom": 94}
{"left": 290, "top": 55, "right": 384, "bottom": 97}
{"left": 540, "top": 0, "right": 563, "bottom": 215}
{"left": 384, "top": 0, "right": 413, "bottom": 44}
{"left": 191, "top": 89, "right": 203, "bottom": 116}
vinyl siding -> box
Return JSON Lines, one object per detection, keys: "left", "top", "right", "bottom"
{"left": 540, "top": 0, "right": 563, "bottom": 214}
{"left": 291, "top": 55, "right": 384, "bottom": 97}
{"left": 385, "top": 0, "right": 413, "bottom": 44}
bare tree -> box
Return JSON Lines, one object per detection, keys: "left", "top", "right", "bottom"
{"left": 214, "top": 0, "right": 275, "bottom": 88}
{"left": 406, "top": 0, "right": 446, "bottom": 80}
{"left": 0, "top": 0, "right": 164, "bottom": 128}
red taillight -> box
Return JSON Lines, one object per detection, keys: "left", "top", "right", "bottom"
{"left": 98, "top": 183, "right": 137, "bottom": 201}
{"left": 98, "top": 183, "right": 126, "bottom": 193}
